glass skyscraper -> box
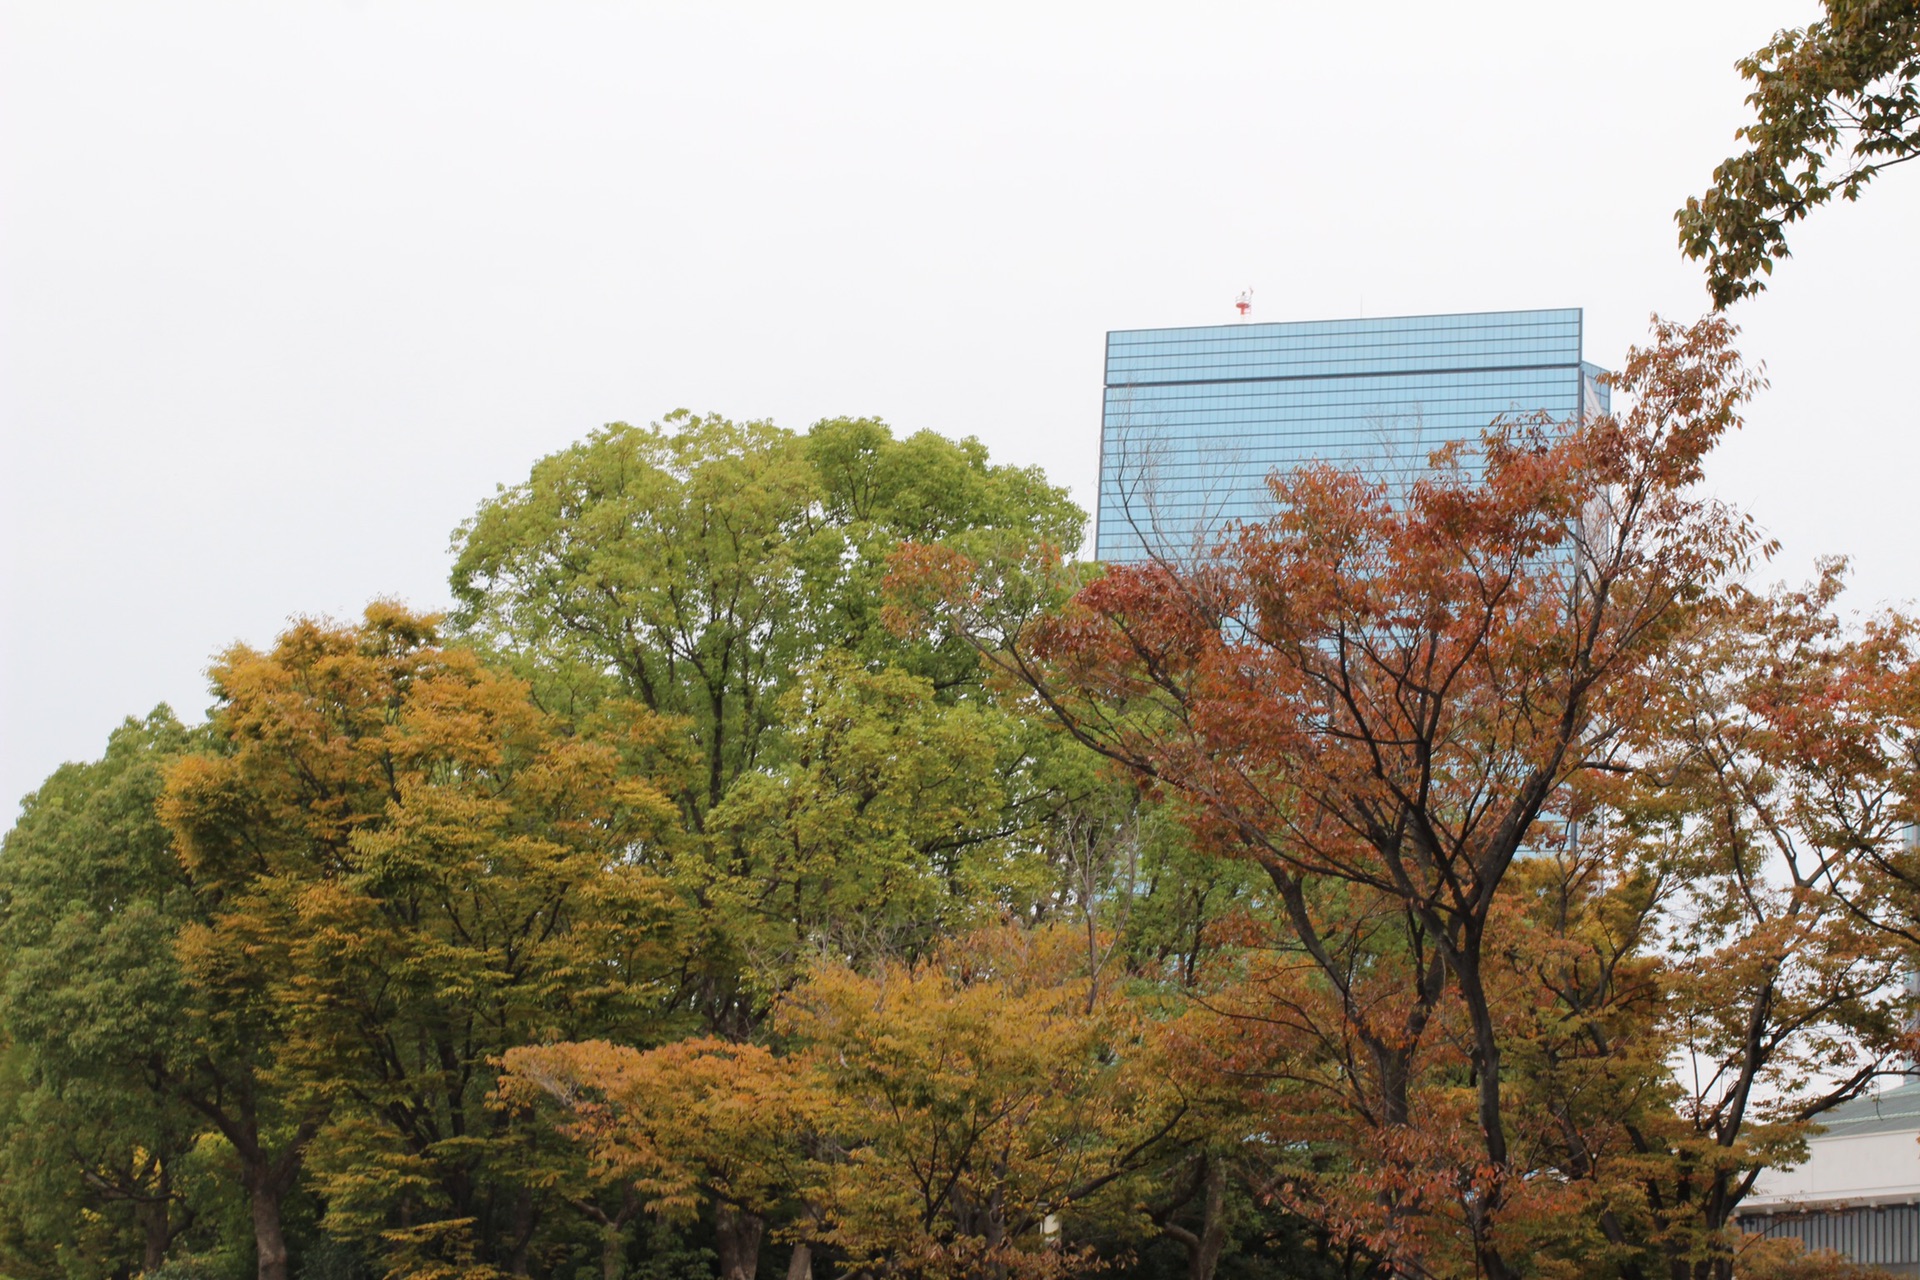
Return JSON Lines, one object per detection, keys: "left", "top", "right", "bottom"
{"left": 1095, "top": 308, "right": 1611, "bottom": 562}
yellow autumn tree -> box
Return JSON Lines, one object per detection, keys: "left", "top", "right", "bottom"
{"left": 499, "top": 1038, "right": 819, "bottom": 1280}
{"left": 502, "top": 923, "right": 1196, "bottom": 1280}
{"left": 161, "top": 604, "right": 689, "bottom": 1277}
{"left": 784, "top": 923, "right": 1193, "bottom": 1280}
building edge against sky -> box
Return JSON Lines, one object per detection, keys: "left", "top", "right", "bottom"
{"left": 1094, "top": 307, "right": 1610, "bottom": 563}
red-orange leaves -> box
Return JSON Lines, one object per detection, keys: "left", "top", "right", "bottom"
{"left": 913, "top": 317, "right": 1772, "bottom": 1280}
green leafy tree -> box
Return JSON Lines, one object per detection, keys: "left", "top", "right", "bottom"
{"left": 451, "top": 413, "right": 1085, "bottom": 1037}
{"left": 702, "top": 654, "right": 1042, "bottom": 990}
{"left": 0, "top": 710, "right": 259, "bottom": 1279}
{"left": 449, "top": 414, "right": 1083, "bottom": 820}
{"left": 1678, "top": 0, "right": 1920, "bottom": 306}
{"left": 800, "top": 417, "right": 1084, "bottom": 690}
{"left": 450, "top": 413, "right": 822, "bottom": 831}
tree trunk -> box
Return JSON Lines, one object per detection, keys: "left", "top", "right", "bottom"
{"left": 785, "top": 1240, "right": 812, "bottom": 1280}
{"left": 714, "top": 1203, "right": 764, "bottom": 1280}
{"left": 509, "top": 1186, "right": 538, "bottom": 1276}
{"left": 173, "top": 1082, "right": 318, "bottom": 1280}
{"left": 139, "top": 1197, "right": 171, "bottom": 1274}
{"left": 248, "top": 1179, "right": 290, "bottom": 1280}
{"left": 1450, "top": 950, "right": 1517, "bottom": 1280}
{"left": 601, "top": 1222, "right": 627, "bottom": 1280}
{"left": 1189, "top": 1156, "right": 1228, "bottom": 1280}
{"left": 1155, "top": 1156, "right": 1232, "bottom": 1280}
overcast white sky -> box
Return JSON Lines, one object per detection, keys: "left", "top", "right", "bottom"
{"left": 3, "top": 2, "right": 1916, "bottom": 818}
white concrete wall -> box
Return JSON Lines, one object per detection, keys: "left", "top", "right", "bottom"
{"left": 1747, "top": 1130, "right": 1920, "bottom": 1209}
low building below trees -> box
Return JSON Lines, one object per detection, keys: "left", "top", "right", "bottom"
{"left": 1740, "top": 1081, "right": 1920, "bottom": 1276}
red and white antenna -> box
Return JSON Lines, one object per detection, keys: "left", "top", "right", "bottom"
{"left": 1235, "top": 287, "right": 1253, "bottom": 319}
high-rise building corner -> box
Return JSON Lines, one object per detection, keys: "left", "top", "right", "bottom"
{"left": 1095, "top": 307, "right": 1611, "bottom": 563}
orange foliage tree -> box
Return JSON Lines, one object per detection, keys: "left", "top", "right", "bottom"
{"left": 887, "top": 317, "right": 1820, "bottom": 1279}
{"left": 502, "top": 923, "right": 1198, "bottom": 1280}
{"left": 500, "top": 1037, "right": 817, "bottom": 1280}
{"left": 787, "top": 924, "right": 1193, "bottom": 1280}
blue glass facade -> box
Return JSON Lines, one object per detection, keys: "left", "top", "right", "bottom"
{"left": 1095, "top": 308, "right": 1611, "bottom": 562}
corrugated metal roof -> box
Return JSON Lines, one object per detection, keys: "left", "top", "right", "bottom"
{"left": 1814, "top": 1082, "right": 1920, "bottom": 1140}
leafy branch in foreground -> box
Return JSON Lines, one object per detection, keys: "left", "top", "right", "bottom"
{"left": 1678, "top": 0, "right": 1920, "bottom": 307}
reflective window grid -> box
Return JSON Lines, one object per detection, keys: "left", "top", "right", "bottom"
{"left": 1095, "top": 308, "right": 1611, "bottom": 563}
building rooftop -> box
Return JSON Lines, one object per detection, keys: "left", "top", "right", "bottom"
{"left": 1812, "top": 1081, "right": 1920, "bottom": 1140}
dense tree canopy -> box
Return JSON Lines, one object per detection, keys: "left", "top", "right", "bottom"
{"left": 5, "top": 393, "right": 1918, "bottom": 1280}
{"left": 448, "top": 414, "right": 1093, "bottom": 1042}
{"left": 448, "top": 413, "right": 1082, "bottom": 828}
